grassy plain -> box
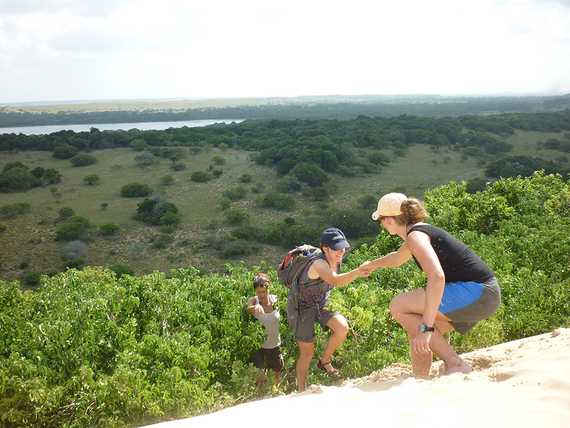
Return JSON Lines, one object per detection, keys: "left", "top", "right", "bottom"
{"left": 0, "top": 129, "right": 568, "bottom": 280}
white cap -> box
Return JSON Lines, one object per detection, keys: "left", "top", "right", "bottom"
{"left": 371, "top": 193, "right": 407, "bottom": 220}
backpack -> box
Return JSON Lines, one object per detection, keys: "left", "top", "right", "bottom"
{"left": 277, "top": 244, "right": 322, "bottom": 291}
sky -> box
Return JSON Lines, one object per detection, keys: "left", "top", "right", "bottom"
{"left": 0, "top": 0, "right": 569, "bottom": 103}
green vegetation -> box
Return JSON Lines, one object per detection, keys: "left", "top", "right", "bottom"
{"left": 70, "top": 153, "right": 97, "bottom": 167}
{"left": 120, "top": 182, "right": 153, "bottom": 198}
{"left": 1, "top": 173, "right": 569, "bottom": 427}
{"left": 0, "top": 111, "right": 569, "bottom": 280}
{"left": 0, "top": 202, "right": 31, "bottom": 219}
{"left": 83, "top": 174, "right": 100, "bottom": 185}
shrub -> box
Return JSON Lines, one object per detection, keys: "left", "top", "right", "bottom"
{"left": 217, "top": 197, "right": 232, "bottom": 212}
{"left": 292, "top": 162, "right": 329, "bottom": 187}
{"left": 357, "top": 195, "right": 378, "bottom": 210}
{"left": 0, "top": 167, "right": 40, "bottom": 192}
{"left": 171, "top": 163, "right": 187, "bottom": 171}
{"left": 258, "top": 192, "right": 296, "bottom": 211}
{"left": 212, "top": 169, "right": 223, "bottom": 178}
{"left": 239, "top": 174, "right": 253, "bottom": 183}
{"left": 160, "top": 175, "right": 175, "bottom": 186}
{"left": 52, "top": 144, "right": 78, "bottom": 159}
{"left": 220, "top": 240, "right": 258, "bottom": 258}
{"left": 100, "top": 223, "right": 120, "bottom": 236}
{"left": 55, "top": 217, "right": 92, "bottom": 241}
{"left": 70, "top": 154, "right": 97, "bottom": 167}
{"left": 130, "top": 139, "right": 149, "bottom": 152}
{"left": 224, "top": 208, "right": 249, "bottom": 225}
{"left": 58, "top": 207, "right": 75, "bottom": 221}
{"left": 368, "top": 152, "right": 390, "bottom": 165}
{"left": 83, "top": 174, "right": 100, "bottom": 185}
{"left": 212, "top": 156, "right": 226, "bottom": 165}
{"left": 276, "top": 177, "right": 302, "bottom": 193}
{"left": 151, "top": 233, "right": 174, "bottom": 249}
{"left": 135, "top": 198, "right": 181, "bottom": 226}
{"left": 0, "top": 223, "right": 6, "bottom": 233}
{"left": 0, "top": 202, "right": 31, "bottom": 219}
{"left": 222, "top": 186, "right": 247, "bottom": 201}
{"left": 109, "top": 264, "right": 134, "bottom": 277}
{"left": 21, "top": 271, "right": 41, "bottom": 287}
{"left": 134, "top": 151, "right": 158, "bottom": 168}
{"left": 191, "top": 171, "right": 211, "bottom": 183}
{"left": 121, "top": 183, "right": 153, "bottom": 198}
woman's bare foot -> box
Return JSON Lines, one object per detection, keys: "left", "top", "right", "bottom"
{"left": 444, "top": 359, "right": 473, "bottom": 375}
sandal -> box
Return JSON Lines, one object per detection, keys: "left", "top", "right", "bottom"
{"left": 317, "top": 359, "right": 341, "bottom": 378}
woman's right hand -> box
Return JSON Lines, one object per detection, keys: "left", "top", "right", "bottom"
{"left": 253, "top": 304, "right": 265, "bottom": 316}
{"left": 358, "top": 261, "right": 374, "bottom": 276}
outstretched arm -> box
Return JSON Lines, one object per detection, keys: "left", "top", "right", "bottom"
{"left": 361, "top": 243, "right": 413, "bottom": 273}
{"left": 310, "top": 259, "right": 368, "bottom": 288}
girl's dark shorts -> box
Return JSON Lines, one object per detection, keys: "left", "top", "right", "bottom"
{"left": 251, "top": 346, "right": 284, "bottom": 371}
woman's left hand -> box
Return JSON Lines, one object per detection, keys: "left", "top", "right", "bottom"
{"left": 412, "top": 332, "right": 432, "bottom": 355}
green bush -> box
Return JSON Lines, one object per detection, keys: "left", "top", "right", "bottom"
{"left": 121, "top": 183, "right": 153, "bottom": 198}
{"left": 160, "top": 175, "right": 175, "bottom": 186}
{"left": 239, "top": 174, "right": 253, "bottom": 183}
{"left": 258, "top": 192, "right": 296, "bottom": 211}
{"left": 83, "top": 174, "right": 100, "bottom": 185}
{"left": 21, "top": 271, "right": 41, "bottom": 287}
{"left": 135, "top": 198, "right": 181, "bottom": 227}
{"left": 223, "top": 186, "right": 247, "bottom": 201}
{"left": 212, "top": 155, "right": 226, "bottom": 165}
{"left": 224, "top": 208, "right": 249, "bottom": 225}
{"left": 55, "top": 216, "right": 92, "bottom": 241}
{"left": 191, "top": 171, "right": 211, "bottom": 183}
{"left": 100, "top": 223, "right": 120, "bottom": 236}
{"left": 70, "top": 154, "right": 97, "bottom": 167}
{"left": 57, "top": 207, "right": 75, "bottom": 220}
{"left": 0, "top": 167, "right": 40, "bottom": 193}
{"left": 52, "top": 144, "right": 78, "bottom": 159}
{"left": 109, "top": 264, "right": 134, "bottom": 277}
{"left": 0, "top": 202, "right": 31, "bottom": 219}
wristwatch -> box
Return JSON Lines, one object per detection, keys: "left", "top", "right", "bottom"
{"left": 419, "top": 323, "right": 435, "bottom": 333}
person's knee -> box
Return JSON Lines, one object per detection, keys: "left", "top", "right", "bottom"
{"left": 389, "top": 297, "right": 404, "bottom": 321}
{"left": 329, "top": 315, "right": 349, "bottom": 338}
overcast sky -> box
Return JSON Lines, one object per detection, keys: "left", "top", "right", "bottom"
{"left": 1, "top": 0, "right": 569, "bottom": 103}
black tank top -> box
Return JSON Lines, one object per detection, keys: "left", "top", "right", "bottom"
{"left": 407, "top": 224, "right": 494, "bottom": 283}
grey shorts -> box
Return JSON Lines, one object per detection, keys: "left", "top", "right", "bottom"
{"left": 442, "top": 277, "right": 501, "bottom": 334}
{"left": 287, "top": 292, "right": 338, "bottom": 342}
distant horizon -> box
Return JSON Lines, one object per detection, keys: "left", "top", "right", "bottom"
{"left": 2, "top": 91, "right": 570, "bottom": 107}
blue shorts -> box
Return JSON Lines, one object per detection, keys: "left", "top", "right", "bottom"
{"left": 438, "top": 277, "right": 501, "bottom": 334}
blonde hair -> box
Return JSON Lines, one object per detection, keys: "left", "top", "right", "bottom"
{"left": 394, "top": 198, "right": 428, "bottom": 226}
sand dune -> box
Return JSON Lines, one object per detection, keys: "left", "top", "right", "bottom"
{"left": 144, "top": 328, "right": 570, "bottom": 428}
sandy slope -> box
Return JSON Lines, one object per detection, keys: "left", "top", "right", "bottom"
{"left": 144, "top": 328, "right": 570, "bottom": 428}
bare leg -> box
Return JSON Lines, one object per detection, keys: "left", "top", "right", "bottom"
{"left": 321, "top": 314, "right": 349, "bottom": 364}
{"left": 390, "top": 289, "right": 472, "bottom": 377}
{"left": 296, "top": 341, "right": 315, "bottom": 392}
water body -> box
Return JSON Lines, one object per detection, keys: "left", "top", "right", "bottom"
{"left": 0, "top": 119, "right": 244, "bottom": 135}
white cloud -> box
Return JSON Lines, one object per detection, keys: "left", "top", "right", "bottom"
{"left": 0, "top": 0, "right": 569, "bottom": 102}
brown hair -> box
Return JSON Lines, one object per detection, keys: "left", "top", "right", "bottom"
{"left": 394, "top": 198, "right": 428, "bottom": 226}
{"left": 253, "top": 272, "right": 270, "bottom": 289}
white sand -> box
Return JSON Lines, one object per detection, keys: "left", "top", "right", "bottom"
{"left": 144, "top": 328, "right": 570, "bottom": 428}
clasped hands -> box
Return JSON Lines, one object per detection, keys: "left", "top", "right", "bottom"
{"left": 357, "top": 260, "right": 376, "bottom": 278}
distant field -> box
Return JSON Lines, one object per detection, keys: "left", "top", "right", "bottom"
{"left": 0, "top": 129, "right": 568, "bottom": 280}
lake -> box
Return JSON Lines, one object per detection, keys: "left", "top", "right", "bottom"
{"left": 0, "top": 119, "right": 244, "bottom": 135}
